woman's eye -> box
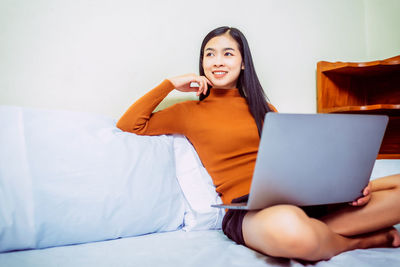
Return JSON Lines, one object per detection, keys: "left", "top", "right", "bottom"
{"left": 225, "top": 52, "right": 233, "bottom": 56}
{"left": 206, "top": 52, "right": 214, "bottom": 57}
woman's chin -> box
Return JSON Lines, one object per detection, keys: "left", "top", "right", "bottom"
{"left": 211, "top": 82, "right": 236, "bottom": 89}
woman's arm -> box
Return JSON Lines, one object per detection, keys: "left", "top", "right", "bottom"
{"left": 349, "top": 174, "right": 400, "bottom": 207}
{"left": 116, "top": 79, "right": 176, "bottom": 134}
{"left": 116, "top": 74, "right": 212, "bottom": 135}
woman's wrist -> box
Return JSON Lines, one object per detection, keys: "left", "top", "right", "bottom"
{"left": 166, "top": 78, "right": 177, "bottom": 88}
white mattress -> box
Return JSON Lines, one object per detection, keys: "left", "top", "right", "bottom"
{"left": 1, "top": 226, "right": 400, "bottom": 267}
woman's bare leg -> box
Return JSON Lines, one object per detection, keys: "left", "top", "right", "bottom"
{"left": 242, "top": 205, "right": 400, "bottom": 261}
{"left": 243, "top": 205, "right": 355, "bottom": 260}
{"left": 241, "top": 174, "right": 400, "bottom": 261}
{"left": 321, "top": 174, "right": 400, "bottom": 236}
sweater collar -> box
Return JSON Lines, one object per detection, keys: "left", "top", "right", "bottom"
{"left": 208, "top": 88, "right": 241, "bottom": 98}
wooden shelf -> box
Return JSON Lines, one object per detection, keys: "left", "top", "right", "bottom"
{"left": 323, "top": 104, "right": 400, "bottom": 116}
{"left": 317, "top": 55, "right": 400, "bottom": 159}
{"left": 319, "top": 55, "right": 400, "bottom": 74}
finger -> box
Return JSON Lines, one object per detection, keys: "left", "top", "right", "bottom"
{"left": 199, "top": 78, "right": 205, "bottom": 93}
{"left": 363, "top": 187, "right": 370, "bottom": 196}
{"left": 363, "top": 194, "right": 371, "bottom": 202}
{"left": 363, "top": 187, "right": 369, "bottom": 196}
{"left": 364, "top": 182, "right": 372, "bottom": 195}
{"left": 197, "top": 79, "right": 204, "bottom": 96}
{"left": 196, "top": 79, "right": 204, "bottom": 96}
{"left": 349, "top": 200, "right": 359, "bottom": 206}
{"left": 189, "top": 77, "right": 200, "bottom": 95}
{"left": 356, "top": 195, "right": 371, "bottom": 206}
{"left": 198, "top": 85, "right": 203, "bottom": 96}
{"left": 201, "top": 77, "right": 208, "bottom": 95}
{"left": 350, "top": 197, "right": 364, "bottom": 206}
{"left": 196, "top": 86, "right": 201, "bottom": 96}
{"left": 350, "top": 200, "right": 362, "bottom": 206}
{"left": 203, "top": 77, "right": 208, "bottom": 93}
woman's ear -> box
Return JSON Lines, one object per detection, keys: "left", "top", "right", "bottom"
{"left": 241, "top": 62, "right": 245, "bottom": 70}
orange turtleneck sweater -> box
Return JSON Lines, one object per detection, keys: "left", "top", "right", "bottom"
{"left": 117, "top": 79, "right": 275, "bottom": 204}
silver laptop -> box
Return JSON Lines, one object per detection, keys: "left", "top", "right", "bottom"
{"left": 212, "top": 113, "right": 388, "bottom": 210}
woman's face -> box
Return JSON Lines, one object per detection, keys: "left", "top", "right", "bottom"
{"left": 203, "top": 33, "right": 244, "bottom": 89}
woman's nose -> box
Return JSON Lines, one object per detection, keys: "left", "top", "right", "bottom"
{"left": 214, "top": 56, "right": 224, "bottom": 67}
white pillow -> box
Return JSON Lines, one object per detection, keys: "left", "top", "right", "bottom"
{"left": 173, "top": 135, "right": 225, "bottom": 231}
{"left": 0, "top": 106, "right": 185, "bottom": 252}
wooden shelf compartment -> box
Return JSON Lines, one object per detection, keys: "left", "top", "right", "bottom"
{"left": 317, "top": 56, "right": 400, "bottom": 114}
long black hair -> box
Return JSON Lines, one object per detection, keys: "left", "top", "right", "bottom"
{"left": 199, "top": 26, "right": 272, "bottom": 137}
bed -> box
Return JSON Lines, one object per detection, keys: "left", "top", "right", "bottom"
{"left": 1, "top": 105, "right": 399, "bottom": 267}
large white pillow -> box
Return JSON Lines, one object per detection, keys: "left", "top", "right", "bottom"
{"left": 0, "top": 106, "right": 185, "bottom": 252}
{"left": 173, "top": 135, "right": 225, "bottom": 231}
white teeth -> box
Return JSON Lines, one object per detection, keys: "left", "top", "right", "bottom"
{"left": 214, "top": 72, "right": 226, "bottom": 75}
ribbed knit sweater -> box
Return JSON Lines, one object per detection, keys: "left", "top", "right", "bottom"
{"left": 117, "top": 79, "right": 275, "bottom": 204}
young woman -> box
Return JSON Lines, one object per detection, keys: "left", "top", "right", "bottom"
{"left": 117, "top": 26, "right": 400, "bottom": 261}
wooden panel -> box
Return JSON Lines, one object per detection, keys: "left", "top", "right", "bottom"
{"left": 326, "top": 104, "right": 400, "bottom": 115}
{"left": 318, "top": 55, "right": 400, "bottom": 72}
{"left": 379, "top": 116, "right": 400, "bottom": 155}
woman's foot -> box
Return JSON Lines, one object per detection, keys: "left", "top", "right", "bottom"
{"left": 355, "top": 227, "right": 400, "bottom": 249}
{"left": 392, "top": 228, "right": 400, "bottom": 247}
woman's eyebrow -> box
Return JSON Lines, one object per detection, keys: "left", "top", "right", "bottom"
{"left": 205, "top": 47, "right": 236, "bottom": 51}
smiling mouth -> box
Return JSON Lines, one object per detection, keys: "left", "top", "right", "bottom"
{"left": 212, "top": 71, "right": 228, "bottom": 78}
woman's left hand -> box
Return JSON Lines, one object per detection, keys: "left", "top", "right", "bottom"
{"left": 349, "top": 182, "right": 372, "bottom": 206}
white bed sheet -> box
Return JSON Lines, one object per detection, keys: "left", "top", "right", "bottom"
{"left": 1, "top": 225, "right": 399, "bottom": 267}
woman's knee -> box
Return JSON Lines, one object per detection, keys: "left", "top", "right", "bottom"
{"left": 263, "top": 206, "right": 319, "bottom": 250}
{"left": 372, "top": 174, "right": 400, "bottom": 204}
{"left": 243, "top": 205, "right": 320, "bottom": 257}
{"left": 372, "top": 173, "right": 400, "bottom": 191}
{"left": 391, "top": 174, "right": 400, "bottom": 188}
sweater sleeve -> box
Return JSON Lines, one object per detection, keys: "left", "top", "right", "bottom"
{"left": 268, "top": 103, "right": 278, "bottom": 112}
{"left": 116, "top": 79, "right": 190, "bottom": 136}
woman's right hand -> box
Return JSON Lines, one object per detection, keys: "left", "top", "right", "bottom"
{"left": 167, "top": 74, "right": 213, "bottom": 96}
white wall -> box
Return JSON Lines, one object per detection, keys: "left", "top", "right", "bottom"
{"left": 0, "top": 0, "right": 398, "bottom": 118}
{"left": 0, "top": 0, "right": 364, "bottom": 117}
{"left": 1, "top": 0, "right": 399, "bottom": 170}
{"left": 364, "top": 0, "right": 400, "bottom": 60}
